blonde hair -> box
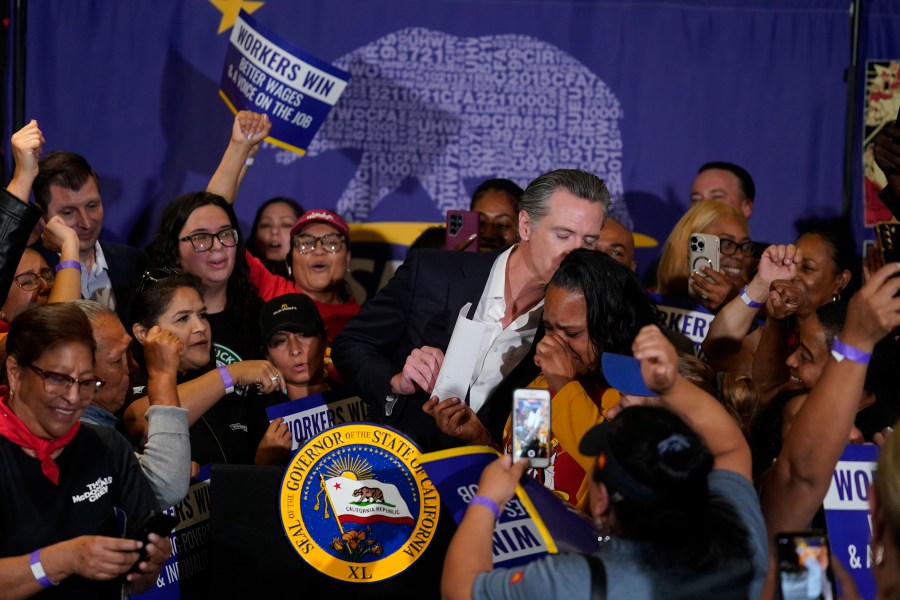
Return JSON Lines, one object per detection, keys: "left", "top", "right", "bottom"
{"left": 657, "top": 202, "right": 749, "bottom": 296}
{"left": 677, "top": 352, "right": 716, "bottom": 396}
{"left": 675, "top": 353, "right": 759, "bottom": 437}
{"left": 718, "top": 373, "right": 759, "bottom": 438}
{"left": 876, "top": 421, "right": 900, "bottom": 543}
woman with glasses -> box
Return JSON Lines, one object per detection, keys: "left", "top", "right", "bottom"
{"left": 245, "top": 209, "right": 361, "bottom": 346}
{"left": 653, "top": 201, "right": 753, "bottom": 353}
{"left": 0, "top": 216, "right": 82, "bottom": 333}
{"left": 123, "top": 269, "right": 285, "bottom": 467}
{"left": 703, "top": 221, "right": 855, "bottom": 389}
{"left": 657, "top": 201, "right": 753, "bottom": 311}
{"left": 203, "top": 112, "right": 360, "bottom": 345}
{"left": 0, "top": 303, "right": 171, "bottom": 597}
{"left": 146, "top": 191, "right": 263, "bottom": 365}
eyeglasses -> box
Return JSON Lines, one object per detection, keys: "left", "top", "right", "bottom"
{"left": 138, "top": 267, "right": 185, "bottom": 294}
{"left": 292, "top": 233, "right": 345, "bottom": 254}
{"left": 720, "top": 239, "right": 755, "bottom": 257}
{"left": 179, "top": 228, "right": 240, "bottom": 252}
{"left": 13, "top": 269, "right": 55, "bottom": 291}
{"left": 27, "top": 364, "right": 104, "bottom": 399}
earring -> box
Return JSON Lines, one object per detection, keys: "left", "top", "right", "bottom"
{"left": 875, "top": 544, "right": 885, "bottom": 567}
{"left": 833, "top": 291, "right": 841, "bottom": 302}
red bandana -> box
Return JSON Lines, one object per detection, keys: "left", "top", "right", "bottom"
{"left": 0, "top": 386, "right": 80, "bottom": 484}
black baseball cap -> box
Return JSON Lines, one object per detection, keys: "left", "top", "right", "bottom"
{"left": 259, "top": 294, "right": 324, "bottom": 346}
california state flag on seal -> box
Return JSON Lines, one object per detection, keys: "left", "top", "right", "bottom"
{"left": 325, "top": 476, "right": 415, "bottom": 526}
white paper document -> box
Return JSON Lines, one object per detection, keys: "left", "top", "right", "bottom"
{"left": 432, "top": 303, "right": 491, "bottom": 402}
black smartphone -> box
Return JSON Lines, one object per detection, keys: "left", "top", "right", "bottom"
{"left": 128, "top": 511, "right": 178, "bottom": 571}
{"left": 445, "top": 209, "right": 479, "bottom": 252}
{"left": 775, "top": 530, "right": 836, "bottom": 600}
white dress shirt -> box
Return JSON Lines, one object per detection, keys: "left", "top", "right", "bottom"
{"left": 467, "top": 246, "right": 544, "bottom": 412}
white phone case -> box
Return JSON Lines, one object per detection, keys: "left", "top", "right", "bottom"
{"left": 688, "top": 233, "right": 720, "bottom": 298}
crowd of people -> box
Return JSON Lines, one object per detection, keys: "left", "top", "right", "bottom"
{"left": 1, "top": 110, "right": 900, "bottom": 599}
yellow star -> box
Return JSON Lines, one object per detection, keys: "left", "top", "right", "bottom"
{"left": 209, "top": 0, "right": 264, "bottom": 35}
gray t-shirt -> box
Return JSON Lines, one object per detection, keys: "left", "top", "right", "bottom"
{"left": 473, "top": 469, "right": 768, "bottom": 600}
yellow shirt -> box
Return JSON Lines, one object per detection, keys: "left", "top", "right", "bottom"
{"left": 503, "top": 376, "right": 619, "bottom": 513}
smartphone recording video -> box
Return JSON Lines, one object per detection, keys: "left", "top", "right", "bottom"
{"left": 512, "top": 388, "right": 551, "bottom": 468}
{"left": 775, "top": 530, "right": 836, "bottom": 600}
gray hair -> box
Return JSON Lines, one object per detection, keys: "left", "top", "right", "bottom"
{"left": 72, "top": 299, "right": 117, "bottom": 324}
{"left": 519, "top": 169, "right": 611, "bottom": 225}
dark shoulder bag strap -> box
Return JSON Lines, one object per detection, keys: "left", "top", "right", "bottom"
{"left": 584, "top": 554, "right": 608, "bottom": 600}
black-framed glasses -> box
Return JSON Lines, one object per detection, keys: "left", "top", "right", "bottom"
{"left": 179, "top": 228, "right": 239, "bottom": 252}
{"left": 720, "top": 239, "right": 755, "bottom": 257}
{"left": 13, "top": 269, "right": 55, "bottom": 291}
{"left": 292, "top": 233, "right": 345, "bottom": 254}
{"left": 27, "top": 364, "right": 104, "bottom": 399}
{"left": 138, "top": 267, "right": 186, "bottom": 294}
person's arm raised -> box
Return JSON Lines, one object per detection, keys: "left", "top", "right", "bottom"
{"left": 43, "top": 217, "right": 81, "bottom": 303}
{"left": 137, "top": 326, "right": 191, "bottom": 509}
{"left": 702, "top": 244, "right": 799, "bottom": 374}
{"left": 761, "top": 262, "right": 900, "bottom": 540}
{"left": 441, "top": 455, "right": 530, "bottom": 600}
{"left": 206, "top": 111, "right": 270, "bottom": 204}
{"left": 633, "top": 324, "right": 751, "bottom": 480}
{"left": 752, "top": 277, "right": 813, "bottom": 404}
{"left": 6, "top": 119, "right": 44, "bottom": 203}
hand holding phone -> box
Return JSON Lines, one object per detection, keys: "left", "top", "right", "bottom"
{"left": 128, "top": 511, "right": 178, "bottom": 572}
{"left": 688, "top": 233, "right": 720, "bottom": 299}
{"left": 875, "top": 221, "right": 900, "bottom": 266}
{"left": 446, "top": 210, "right": 480, "bottom": 252}
{"left": 512, "top": 389, "right": 551, "bottom": 468}
{"left": 775, "top": 530, "right": 836, "bottom": 600}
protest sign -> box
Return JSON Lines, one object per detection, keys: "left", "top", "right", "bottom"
{"left": 219, "top": 9, "right": 350, "bottom": 155}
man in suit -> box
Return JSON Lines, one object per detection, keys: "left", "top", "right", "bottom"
{"left": 29, "top": 149, "right": 148, "bottom": 316}
{"left": 332, "top": 169, "right": 610, "bottom": 451}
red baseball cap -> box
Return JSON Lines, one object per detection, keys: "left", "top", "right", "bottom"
{"left": 290, "top": 209, "right": 351, "bottom": 240}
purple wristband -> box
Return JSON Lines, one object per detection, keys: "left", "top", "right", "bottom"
{"left": 739, "top": 286, "right": 765, "bottom": 309}
{"left": 55, "top": 260, "right": 81, "bottom": 273}
{"left": 831, "top": 339, "right": 872, "bottom": 365}
{"left": 469, "top": 495, "right": 500, "bottom": 520}
{"left": 217, "top": 365, "right": 235, "bottom": 394}
{"left": 29, "top": 549, "right": 57, "bottom": 588}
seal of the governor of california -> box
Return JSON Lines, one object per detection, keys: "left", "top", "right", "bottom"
{"left": 279, "top": 423, "right": 440, "bottom": 582}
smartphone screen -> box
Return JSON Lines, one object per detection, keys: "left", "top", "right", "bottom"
{"left": 512, "top": 389, "right": 551, "bottom": 468}
{"left": 776, "top": 530, "right": 836, "bottom": 600}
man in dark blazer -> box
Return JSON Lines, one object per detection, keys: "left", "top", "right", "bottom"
{"left": 332, "top": 169, "right": 611, "bottom": 451}
{"left": 29, "top": 150, "right": 147, "bottom": 320}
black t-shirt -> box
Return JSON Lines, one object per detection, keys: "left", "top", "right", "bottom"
{"left": 130, "top": 368, "right": 254, "bottom": 466}
{"left": 207, "top": 306, "right": 262, "bottom": 367}
{"left": 0, "top": 424, "right": 157, "bottom": 598}
{"left": 179, "top": 368, "right": 254, "bottom": 466}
